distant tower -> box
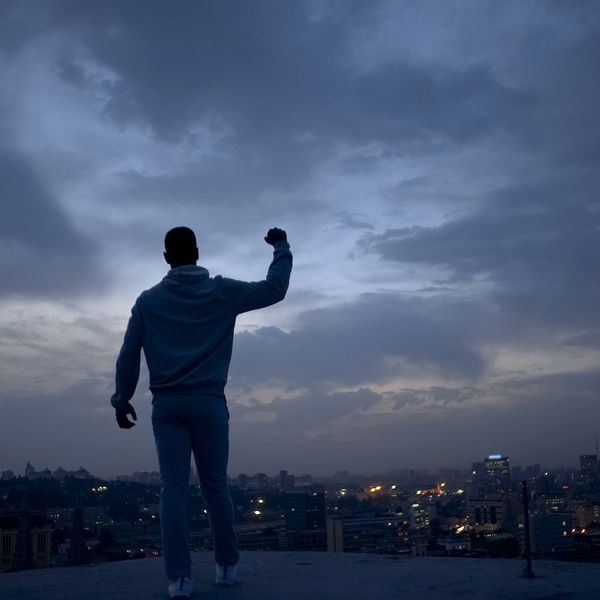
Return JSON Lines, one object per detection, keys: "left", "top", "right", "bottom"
{"left": 11, "top": 488, "right": 34, "bottom": 571}
{"left": 67, "top": 489, "right": 89, "bottom": 566}
{"left": 25, "top": 462, "right": 36, "bottom": 479}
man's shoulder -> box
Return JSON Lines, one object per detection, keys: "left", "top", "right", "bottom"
{"left": 134, "top": 282, "right": 163, "bottom": 306}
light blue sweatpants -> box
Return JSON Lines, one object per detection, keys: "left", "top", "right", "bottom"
{"left": 151, "top": 393, "right": 239, "bottom": 580}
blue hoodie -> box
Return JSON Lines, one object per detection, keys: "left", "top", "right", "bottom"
{"left": 110, "top": 240, "right": 292, "bottom": 408}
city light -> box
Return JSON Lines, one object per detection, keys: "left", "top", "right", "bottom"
{"left": 253, "top": 510, "right": 262, "bottom": 515}
{"left": 90, "top": 485, "right": 108, "bottom": 493}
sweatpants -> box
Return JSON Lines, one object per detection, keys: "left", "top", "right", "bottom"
{"left": 151, "top": 393, "right": 239, "bottom": 580}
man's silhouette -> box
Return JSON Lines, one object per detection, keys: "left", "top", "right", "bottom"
{"left": 111, "top": 226, "right": 292, "bottom": 598}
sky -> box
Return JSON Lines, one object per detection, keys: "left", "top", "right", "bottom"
{"left": 1, "top": 0, "right": 599, "bottom": 479}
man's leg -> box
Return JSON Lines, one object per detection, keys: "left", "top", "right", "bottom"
{"left": 152, "top": 398, "right": 192, "bottom": 580}
{"left": 190, "top": 396, "right": 239, "bottom": 567}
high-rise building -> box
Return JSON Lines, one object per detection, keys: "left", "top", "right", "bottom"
{"left": 278, "top": 470, "right": 295, "bottom": 491}
{"left": 484, "top": 455, "right": 510, "bottom": 483}
{"left": 284, "top": 489, "right": 326, "bottom": 531}
{"left": 580, "top": 455, "right": 599, "bottom": 484}
{"left": 470, "top": 455, "right": 511, "bottom": 496}
{"left": 283, "top": 488, "right": 327, "bottom": 551}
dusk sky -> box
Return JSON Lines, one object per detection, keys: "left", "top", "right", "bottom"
{"left": 1, "top": 1, "right": 599, "bottom": 479}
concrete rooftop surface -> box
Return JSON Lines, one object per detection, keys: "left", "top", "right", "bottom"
{"left": 2, "top": 551, "right": 599, "bottom": 600}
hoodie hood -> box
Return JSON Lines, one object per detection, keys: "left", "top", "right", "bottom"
{"left": 162, "top": 265, "right": 210, "bottom": 288}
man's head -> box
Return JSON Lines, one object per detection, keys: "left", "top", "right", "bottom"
{"left": 164, "top": 226, "right": 199, "bottom": 268}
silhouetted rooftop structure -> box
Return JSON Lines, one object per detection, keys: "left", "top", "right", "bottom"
{"left": 2, "top": 551, "right": 599, "bottom": 599}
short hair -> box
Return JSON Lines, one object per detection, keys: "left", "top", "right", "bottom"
{"left": 164, "top": 226, "right": 197, "bottom": 257}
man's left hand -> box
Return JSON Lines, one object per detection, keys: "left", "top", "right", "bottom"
{"left": 115, "top": 403, "right": 137, "bottom": 429}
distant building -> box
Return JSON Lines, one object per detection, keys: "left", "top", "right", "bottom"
{"left": 278, "top": 470, "right": 295, "bottom": 491}
{"left": 525, "top": 464, "right": 542, "bottom": 480}
{"left": 130, "top": 471, "right": 161, "bottom": 485}
{"left": 580, "top": 455, "right": 599, "bottom": 485}
{"left": 232, "top": 473, "right": 249, "bottom": 489}
{"left": 247, "top": 472, "right": 270, "bottom": 490}
{"left": 24, "top": 462, "right": 36, "bottom": 480}
{"left": 53, "top": 467, "right": 68, "bottom": 481}
{"left": 284, "top": 489, "right": 326, "bottom": 531}
{"left": 295, "top": 473, "right": 313, "bottom": 487}
{"left": 529, "top": 512, "right": 573, "bottom": 555}
{"left": 0, "top": 513, "right": 52, "bottom": 572}
{"left": 572, "top": 498, "right": 600, "bottom": 528}
{"left": 24, "top": 463, "right": 92, "bottom": 481}
{"left": 468, "top": 497, "right": 514, "bottom": 532}
{"left": 282, "top": 488, "right": 327, "bottom": 550}
{"left": 327, "top": 515, "right": 410, "bottom": 554}
{"left": 470, "top": 455, "right": 511, "bottom": 496}
{"left": 484, "top": 455, "right": 510, "bottom": 487}
{"left": 409, "top": 499, "right": 435, "bottom": 530}
{"left": 1, "top": 470, "right": 15, "bottom": 480}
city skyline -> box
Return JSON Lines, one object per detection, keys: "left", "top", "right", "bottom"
{"left": 5, "top": 448, "right": 596, "bottom": 482}
{"left": 1, "top": 2, "right": 600, "bottom": 477}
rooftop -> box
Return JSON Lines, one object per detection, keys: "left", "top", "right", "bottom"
{"left": 2, "top": 551, "right": 599, "bottom": 599}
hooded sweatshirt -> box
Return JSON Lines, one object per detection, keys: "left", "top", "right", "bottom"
{"left": 110, "top": 240, "right": 292, "bottom": 408}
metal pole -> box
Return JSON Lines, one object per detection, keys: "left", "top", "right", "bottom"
{"left": 521, "top": 480, "right": 534, "bottom": 578}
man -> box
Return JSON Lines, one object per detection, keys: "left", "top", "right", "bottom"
{"left": 111, "top": 226, "right": 292, "bottom": 599}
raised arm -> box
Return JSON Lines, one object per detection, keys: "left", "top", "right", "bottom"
{"left": 220, "top": 228, "right": 293, "bottom": 315}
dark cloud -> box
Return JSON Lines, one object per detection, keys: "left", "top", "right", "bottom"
{"left": 3, "top": 2, "right": 536, "bottom": 147}
{"left": 0, "top": 149, "right": 101, "bottom": 297}
{"left": 233, "top": 387, "right": 381, "bottom": 432}
{"left": 360, "top": 180, "right": 600, "bottom": 329}
{"left": 230, "top": 291, "right": 488, "bottom": 391}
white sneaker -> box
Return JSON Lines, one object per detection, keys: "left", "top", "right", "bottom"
{"left": 215, "top": 563, "right": 237, "bottom": 586}
{"left": 168, "top": 576, "right": 193, "bottom": 598}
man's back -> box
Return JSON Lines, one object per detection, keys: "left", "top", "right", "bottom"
{"left": 110, "top": 236, "right": 292, "bottom": 409}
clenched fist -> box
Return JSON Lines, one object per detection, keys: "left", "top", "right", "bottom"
{"left": 264, "top": 227, "right": 287, "bottom": 245}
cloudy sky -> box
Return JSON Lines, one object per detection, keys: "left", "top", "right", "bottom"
{"left": 1, "top": 1, "right": 599, "bottom": 479}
